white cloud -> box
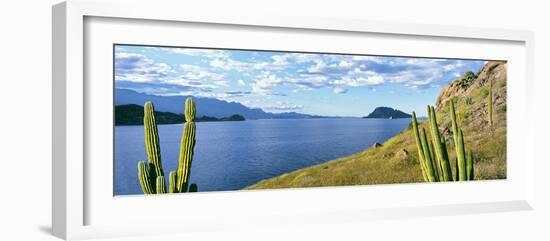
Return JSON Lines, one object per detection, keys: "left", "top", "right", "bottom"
{"left": 271, "top": 55, "right": 290, "bottom": 66}
{"left": 210, "top": 58, "right": 251, "bottom": 71}
{"left": 332, "top": 68, "right": 385, "bottom": 87}
{"left": 293, "top": 75, "right": 329, "bottom": 89}
{"left": 180, "top": 64, "right": 224, "bottom": 80}
{"left": 307, "top": 59, "right": 327, "bottom": 73}
{"left": 214, "top": 80, "right": 230, "bottom": 87}
{"left": 237, "top": 79, "right": 246, "bottom": 86}
{"left": 338, "top": 60, "right": 353, "bottom": 68}
{"left": 333, "top": 87, "right": 348, "bottom": 94}
{"left": 163, "top": 77, "right": 217, "bottom": 90}
{"left": 250, "top": 71, "right": 286, "bottom": 95}
{"left": 115, "top": 52, "right": 174, "bottom": 82}
{"left": 285, "top": 53, "right": 320, "bottom": 63}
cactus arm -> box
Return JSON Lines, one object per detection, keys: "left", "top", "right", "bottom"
{"left": 169, "top": 171, "right": 177, "bottom": 193}
{"left": 177, "top": 123, "right": 196, "bottom": 192}
{"left": 488, "top": 78, "right": 493, "bottom": 126}
{"left": 156, "top": 176, "right": 166, "bottom": 194}
{"left": 411, "top": 112, "right": 429, "bottom": 182}
{"left": 427, "top": 106, "right": 453, "bottom": 181}
{"left": 450, "top": 100, "right": 459, "bottom": 144}
{"left": 427, "top": 137, "right": 441, "bottom": 180}
{"left": 177, "top": 98, "right": 197, "bottom": 192}
{"left": 138, "top": 161, "right": 155, "bottom": 194}
{"left": 420, "top": 128, "right": 438, "bottom": 182}
{"left": 419, "top": 158, "right": 429, "bottom": 182}
{"left": 454, "top": 157, "right": 459, "bottom": 181}
{"left": 423, "top": 129, "right": 440, "bottom": 181}
{"left": 439, "top": 137, "right": 453, "bottom": 181}
{"left": 455, "top": 130, "right": 467, "bottom": 181}
{"left": 440, "top": 135, "right": 453, "bottom": 181}
{"left": 450, "top": 100, "right": 467, "bottom": 181}
{"left": 143, "top": 101, "right": 164, "bottom": 181}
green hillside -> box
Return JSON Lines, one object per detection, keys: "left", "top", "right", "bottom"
{"left": 247, "top": 61, "right": 507, "bottom": 189}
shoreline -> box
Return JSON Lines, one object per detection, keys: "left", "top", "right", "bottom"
{"left": 244, "top": 123, "right": 411, "bottom": 190}
{"left": 114, "top": 117, "right": 411, "bottom": 126}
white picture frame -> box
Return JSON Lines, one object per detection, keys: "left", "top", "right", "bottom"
{"left": 52, "top": 0, "right": 535, "bottom": 240}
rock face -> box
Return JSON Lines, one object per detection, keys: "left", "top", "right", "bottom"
{"left": 396, "top": 149, "right": 409, "bottom": 159}
{"left": 434, "top": 61, "right": 507, "bottom": 133}
{"left": 372, "top": 142, "right": 383, "bottom": 148}
{"left": 435, "top": 61, "right": 507, "bottom": 111}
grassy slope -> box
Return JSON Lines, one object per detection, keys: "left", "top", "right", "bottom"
{"left": 247, "top": 61, "right": 507, "bottom": 190}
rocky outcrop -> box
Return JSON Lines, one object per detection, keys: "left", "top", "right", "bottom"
{"left": 435, "top": 61, "right": 507, "bottom": 111}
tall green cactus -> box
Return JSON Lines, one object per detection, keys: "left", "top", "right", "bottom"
{"left": 175, "top": 98, "right": 197, "bottom": 193}
{"left": 411, "top": 102, "right": 475, "bottom": 182}
{"left": 427, "top": 105, "right": 453, "bottom": 181}
{"left": 450, "top": 100, "right": 467, "bottom": 181}
{"left": 488, "top": 77, "right": 493, "bottom": 126}
{"left": 137, "top": 98, "right": 199, "bottom": 194}
{"left": 466, "top": 151, "right": 474, "bottom": 180}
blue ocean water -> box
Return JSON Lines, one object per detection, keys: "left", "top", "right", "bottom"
{"left": 114, "top": 118, "right": 409, "bottom": 195}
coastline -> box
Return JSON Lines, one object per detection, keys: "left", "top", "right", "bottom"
{"left": 246, "top": 62, "right": 508, "bottom": 190}
{"left": 244, "top": 123, "right": 422, "bottom": 190}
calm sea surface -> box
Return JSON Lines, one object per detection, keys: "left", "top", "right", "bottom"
{"left": 114, "top": 118, "right": 409, "bottom": 195}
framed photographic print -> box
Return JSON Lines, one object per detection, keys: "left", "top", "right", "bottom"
{"left": 52, "top": 0, "right": 535, "bottom": 240}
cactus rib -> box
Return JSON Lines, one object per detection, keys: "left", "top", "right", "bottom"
{"left": 156, "top": 176, "right": 166, "bottom": 194}
{"left": 138, "top": 161, "right": 154, "bottom": 194}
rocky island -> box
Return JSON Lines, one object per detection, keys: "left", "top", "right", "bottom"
{"left": 363, "top": 107, "right": 412, "bottom": 119}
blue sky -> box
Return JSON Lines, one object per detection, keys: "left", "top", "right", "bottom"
{"left": 114, "top": 45, "right": 485, "bottom": 117}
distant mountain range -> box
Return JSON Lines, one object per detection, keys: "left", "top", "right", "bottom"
{"left": 115, "top": 104, "right": 184, "bottom": 125}
{"left": 363, "top": 107, "right": 412, "bottom": 119}
{"left": 115, "top": 89, "right": 329, "bottom": 120}
{"left": 115, "top": 104, "right": 246, "bottom": 125}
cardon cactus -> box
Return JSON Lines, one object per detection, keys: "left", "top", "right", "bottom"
{"left": 450, "top": 100, "right": 467, "bottom": 181}
{"left": 412, "top": 112, "right": 438, "bottom": 182}
{"left": 411, "top": 101, "right": 475, "bottom": 182}
{"left": 488, "top": 77, "right": 493, "bottom": 126}
{"left": 175, "top": 98, "right": 197, "bottom": 193}
{"left": 137, "top": 98, "right": 199, "bottom": 194}
{"left": 427, "top": 105, "right": 453, "bottom": 181}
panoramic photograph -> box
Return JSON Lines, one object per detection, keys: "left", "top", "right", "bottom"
{"left": 113, "top": 44, "right": 507, "bottom": 195}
